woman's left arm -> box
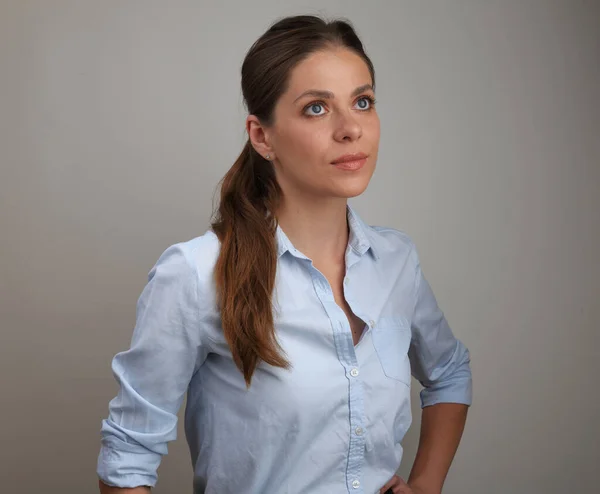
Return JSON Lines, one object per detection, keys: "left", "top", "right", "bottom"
{"left": 407, "top": 403, "right": 468, "bottom": 493}
{"left": 406, "top": 246, "right": 473, "bottom": 493}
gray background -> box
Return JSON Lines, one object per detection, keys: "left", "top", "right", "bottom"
{"left": 1, "top": 1, "right": 599, "bottom": 493}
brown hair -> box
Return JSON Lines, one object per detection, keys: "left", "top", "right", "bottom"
{"left": 211, "top": 15, "right": 375, "bottom": 385}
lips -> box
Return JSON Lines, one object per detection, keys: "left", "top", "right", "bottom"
{"left": 331, "top": 152, "right": 368, "bottom": 171}
{"left": 331, "top": 152, "right": 368, "bottom": 164}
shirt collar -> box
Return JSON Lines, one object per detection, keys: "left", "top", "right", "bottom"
{"left": 275, "top": 205, "right": 379, "bottom": 261}
{"left": 275, "top": 223, "right": 296, "bottom": 258}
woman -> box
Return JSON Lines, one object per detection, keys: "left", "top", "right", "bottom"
{"left": 97, "top": 15, "right": 472, "bottom": 494}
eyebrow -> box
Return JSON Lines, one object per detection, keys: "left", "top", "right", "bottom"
{"left": 293, "top": 84, "right": 374, "bottom": 103}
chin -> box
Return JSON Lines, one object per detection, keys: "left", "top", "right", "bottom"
{"left": 328, "top": 162, "right": 375, "bottom": 198}
{"left": 339, "top": 169, "right": 374, "bottom": 198}
{"left": 332, "top": 180, "right": 371, "bottom": 199}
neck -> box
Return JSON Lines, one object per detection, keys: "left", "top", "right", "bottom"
{"left": 275, "top": 195, "right": 349, "bottom": 265}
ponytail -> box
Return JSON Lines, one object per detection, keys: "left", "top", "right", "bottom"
{"left": 211, "top": 14, "right": 375, "bottom": 385}
{"left": 211, "top": 140, "right": 289, "bottom": 386}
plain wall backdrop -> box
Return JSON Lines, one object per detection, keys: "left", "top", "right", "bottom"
{"left": 1, "top": 1, "right": 599, "bottom": 493}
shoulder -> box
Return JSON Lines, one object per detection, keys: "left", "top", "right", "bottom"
{"left": 154, "top": 228, "right": 219, "bottom": 266}
{"left": 151, "top": 229, "right": 220, "bottom": 295}
{"left": 366, "top": 224, "right": 419, "bottom": 265}
{"left": 171, "top": 229, "right": 220, "bottom": 275}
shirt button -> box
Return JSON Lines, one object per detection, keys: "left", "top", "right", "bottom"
{"left": 369, "top": 320, "right": 375, "bottom": 327}
{"left": 350, "top": 368, "right": 359, "bottom": 377}
{"left": 344, "top": 278, "right": 349, "bottom": 284}
{"left": 352, "top": 479, "right": 360, "bottom": 489}
{"left": 355, "top": 426, "right": 364, "bottom": 436}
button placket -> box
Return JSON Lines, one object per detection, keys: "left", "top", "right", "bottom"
{"left": 309, "top": 259, "right": 365, "bottom": 494}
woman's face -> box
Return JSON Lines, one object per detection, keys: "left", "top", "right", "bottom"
{"left": 260, "top": 47, "right": 380, "bottom": 201}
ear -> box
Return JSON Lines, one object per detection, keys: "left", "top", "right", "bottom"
{"left": 246, "top": 115, "right": 275, "bottom": 161}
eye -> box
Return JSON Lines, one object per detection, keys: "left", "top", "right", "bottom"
{"left": 304, "top": 102, "right": 327, "bottom": 117}
{"left": 355, "top": 96, "right": 375, "bottom": 111}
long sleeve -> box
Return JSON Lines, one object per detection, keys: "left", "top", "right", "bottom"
{"left": 97, "top": 243, "right": 208, "bottom": 488}
{"left": 408, "top": 250, "right": 473, "bottom": 409}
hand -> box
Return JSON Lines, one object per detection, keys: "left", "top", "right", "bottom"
{"left": 379, "top": 475, "right": 414, "bottom": 494}
{"left": 379, "top": 475, "right": 437, "bottom": 494}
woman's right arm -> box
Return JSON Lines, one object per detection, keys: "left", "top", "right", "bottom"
{"left": 99, "top": 479, "right": 150, "bottom": 493}
{"left": 97, "top": 242, "right": 208, "bottom": 491}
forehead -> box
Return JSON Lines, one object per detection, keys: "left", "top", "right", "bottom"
{"left": 285, "top": 48, "right": 372, "bottom": 97}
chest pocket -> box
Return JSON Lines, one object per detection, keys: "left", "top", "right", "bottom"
{"left": 371, "top": 317, "right": 412, "bottom": 386}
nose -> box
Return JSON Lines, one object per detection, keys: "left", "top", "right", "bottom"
{"left": 332, "top": 111, "right": 362, "bottom": 142}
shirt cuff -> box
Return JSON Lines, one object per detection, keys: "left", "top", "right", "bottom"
{"left": 420, "top": 372, "right": 473, "bottom": 408}
{"left": 97, "top": 435, "right": 161, "bottom": 488}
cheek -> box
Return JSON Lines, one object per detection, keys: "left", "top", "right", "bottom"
{"left": 366, "top": 114, "right": 381, "bottom": 142}
{"left": 279, "top": 123, "right": 329, "bottom": 161}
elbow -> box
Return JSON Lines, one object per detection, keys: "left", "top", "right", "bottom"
{"left": 99, "top": 478, "right": 151, "bottom": 493}
{"left": 420, "top": 346, "right": 473, "bottom": 408}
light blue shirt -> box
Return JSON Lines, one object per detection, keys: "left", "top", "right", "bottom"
{"left": 97, "top": 206, "right": 472, "bottom": 494}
